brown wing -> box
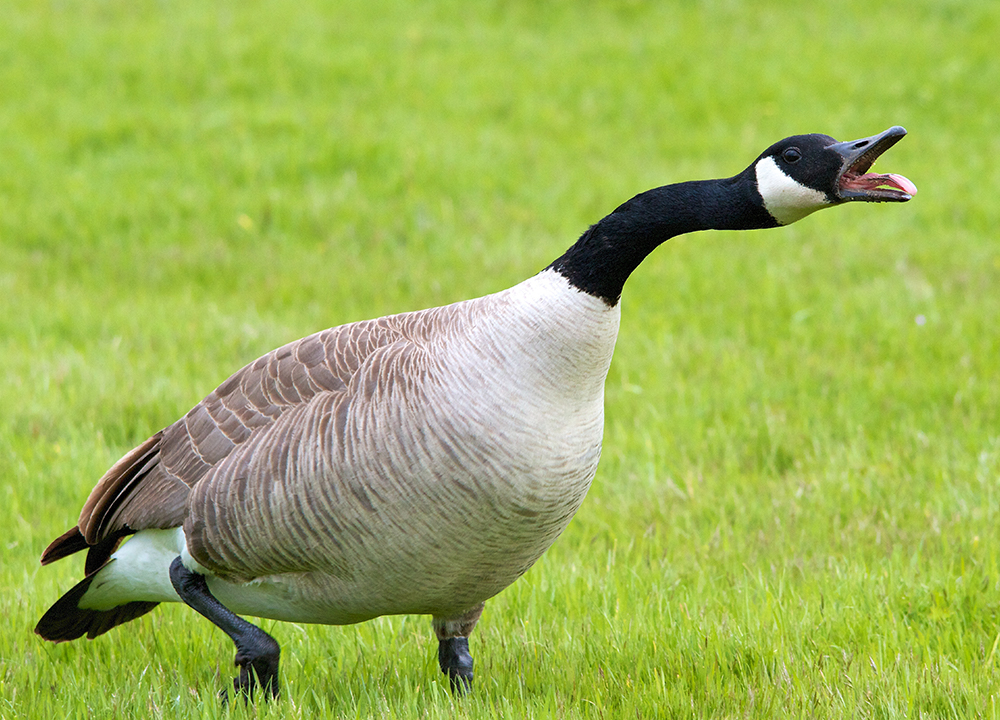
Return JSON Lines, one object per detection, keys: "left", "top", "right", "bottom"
{"left": 41, "top": 315, "right": 420, "bottom": 570}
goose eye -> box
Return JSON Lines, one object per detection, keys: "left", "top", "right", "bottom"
{"left": 782, "top": 147, "right": 802, "bottom": 164}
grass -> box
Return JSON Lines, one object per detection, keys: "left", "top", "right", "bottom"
{"left": 1, "top": 0, "right": 999, "bottom": 717}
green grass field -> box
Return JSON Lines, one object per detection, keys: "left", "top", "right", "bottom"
{"left": 2, "top": 0, "right": 999, "bottom": 717}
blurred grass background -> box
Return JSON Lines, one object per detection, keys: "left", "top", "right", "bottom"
{"left": 1, "top": 0, "right": 998, "bottom": 717}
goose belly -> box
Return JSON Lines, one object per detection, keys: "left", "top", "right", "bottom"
{"left": 82, "top": 435, "right": 598, "bottom": 626}
{"left": 200, "top": 411, "right": 605, "bottom": 624}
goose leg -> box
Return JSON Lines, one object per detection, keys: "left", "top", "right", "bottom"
{"left": 168, "top": 557, "right": 280, "bottom": 702}
{"left": 433, "top": 603, "right": 484, "bottom": 694}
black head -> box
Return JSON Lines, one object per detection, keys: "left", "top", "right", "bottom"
{"left": 752, "top": 126, "right": 917, "bottom": 225}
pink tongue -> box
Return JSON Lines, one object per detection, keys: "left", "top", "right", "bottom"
{"left": 865, "top": 172, "right": 917, "bottom": 195}
{"left": 885, "top": 173, "right": 918, "bottom": 196}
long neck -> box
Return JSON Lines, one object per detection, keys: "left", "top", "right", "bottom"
{"left": 547, "top": 169, "right": 778, "bottom": 305}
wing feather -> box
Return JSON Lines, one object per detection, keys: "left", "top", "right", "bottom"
{"left": 43, "top": 314, "right": 434, "bottom": 563}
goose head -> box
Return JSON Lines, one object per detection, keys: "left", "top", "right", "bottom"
{"left": 753, "top": 125, "right": 918, "bottom": 226}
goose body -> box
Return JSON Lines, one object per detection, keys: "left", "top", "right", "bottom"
{"left": 82, "top": 270, "right": 618, "bottom": 624}
{"left": 37, "top": 127, "right": 915, "bottom": 698}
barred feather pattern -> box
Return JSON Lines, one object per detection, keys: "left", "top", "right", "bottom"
{"left": 184, "top": 271, "right": 620, "bottom": 621}
{"left": 76, "top": 299, "right": 456, "bottom": 546}
{"left": 58, "top": 270, "right": 619, "bottom": 625}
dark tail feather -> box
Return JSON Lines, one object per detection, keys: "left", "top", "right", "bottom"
{"left": 35, "top": 562, "right": 159, "bottom": 642}
{"left": 41, "top": 525, "right": 132, "bottom": 576}
{"left": 40, "top": 526, "right": 89, "bottom": 565}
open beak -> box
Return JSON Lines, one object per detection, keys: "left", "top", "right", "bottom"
{"left": 830, "top": 126, "right": 918, "bottom": 202}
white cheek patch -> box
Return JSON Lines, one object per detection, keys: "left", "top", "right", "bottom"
{"left": 755, "top": 156, "right": 831, "bottom": 225}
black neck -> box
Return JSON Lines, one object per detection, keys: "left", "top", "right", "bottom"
{"left": 547, "top": 168, "right": 777, "bottom": 305}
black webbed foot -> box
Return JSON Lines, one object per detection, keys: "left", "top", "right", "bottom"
{"left": 222, "top": 637, "right": 280, "bottom": 704}
{"left": 169, "top": 557, "right": 281, "bottom": 703}
{"left": 438, "top": 636, "right": 474, "bottom": 694}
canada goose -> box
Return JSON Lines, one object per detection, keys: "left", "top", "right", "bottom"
{"left": 36, "top": 127, "right": 916, "bottom": 700}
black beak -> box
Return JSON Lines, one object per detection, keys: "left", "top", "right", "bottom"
{"left": 829, "top": 126, "right": 917, "bottom": 203}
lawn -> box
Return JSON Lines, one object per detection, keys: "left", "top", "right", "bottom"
{"left": 1, "top": 0, "right": 999, "bottom": 717}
